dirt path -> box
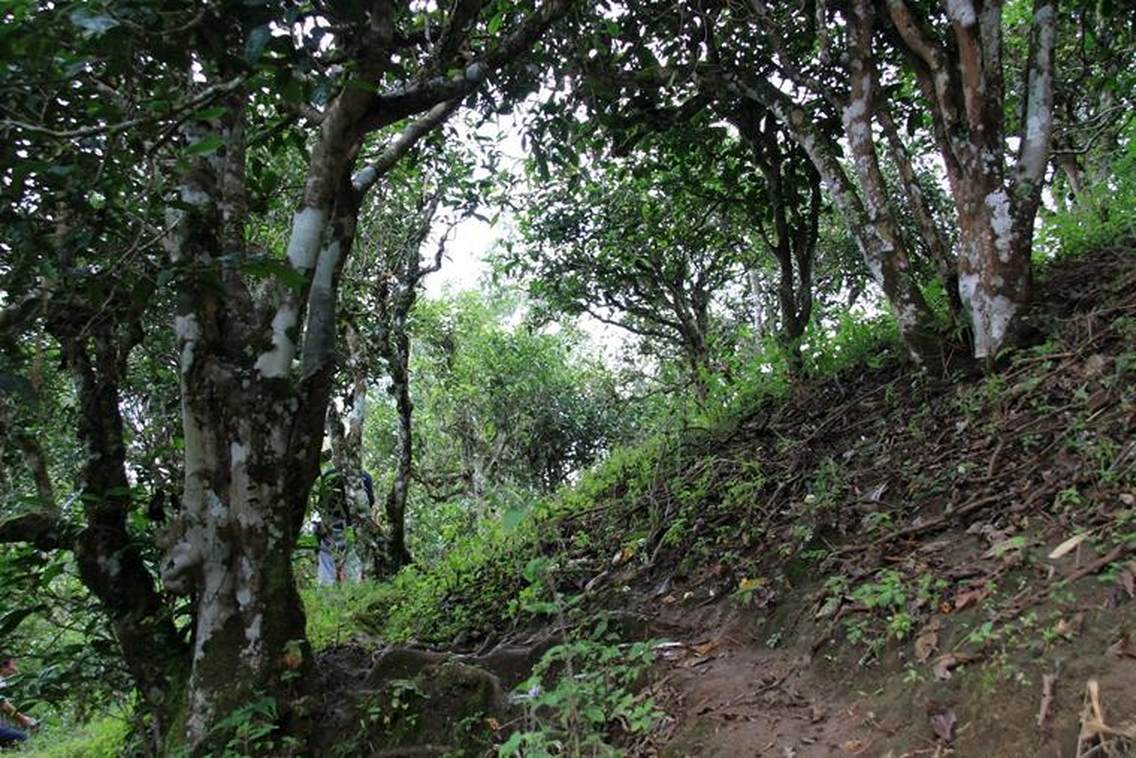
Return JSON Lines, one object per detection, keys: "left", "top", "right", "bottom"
{"left": 648, "top": 641, "right": 874, "bottom": 757}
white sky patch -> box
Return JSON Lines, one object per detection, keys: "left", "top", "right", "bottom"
{"left": 420, "top": 103, "right": 633, "bottom": 363}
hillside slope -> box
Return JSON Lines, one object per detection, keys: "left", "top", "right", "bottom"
{"left": 335, "top": 245, "right": 1136, "bottom": 757}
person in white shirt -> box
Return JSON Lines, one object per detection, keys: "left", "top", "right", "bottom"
{"left": 0, "top": 654, "right": 35, "bottom": 746}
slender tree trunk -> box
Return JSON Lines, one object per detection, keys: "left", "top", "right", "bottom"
{"left": 383, "top": 326, "right": 415, "bottom": 571}
{"left": 876, "top": 106, "right": 962, "bottom": 321}
{"left": 52, "top": 324, "right": 188, "bottom": 746}
{"left": 328, "top": 324, "right": 384, "bottom": 577}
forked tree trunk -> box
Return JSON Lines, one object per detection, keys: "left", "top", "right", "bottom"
{"left": 159, "top": 92, "right": 359, "bottom": 748}
{"left": 741, "top": 1, "right": 943, "bottom": 365}
{"left": 884, "top": 0, "right": 1058, "bottom": 358}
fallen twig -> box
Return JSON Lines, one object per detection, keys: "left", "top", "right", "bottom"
{"left": 1065, "top": 544, "right": 1131, "bottom": 584}
{"left": 1037, "top": 672, "right": 1057, "bottom": 731}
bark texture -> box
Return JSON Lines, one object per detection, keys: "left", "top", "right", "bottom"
{"left": 883, "top": 0, "right": 1059, "bottom": 357}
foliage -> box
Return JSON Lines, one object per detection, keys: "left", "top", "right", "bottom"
{"left": 300, "top": 581, "right": 391, "bottom": 650}
{"left": 1040, "top": 120, "right": 1136, "bottom": 256}
{"left": 500, "top": 557, "right": 662, "bottom": 756}
{"left": 502, "top": 634, "right": 661, "bottom": 757}
{"left": 0, "top": 0, "right": 1133, "bottom": 747}
{"left": 503, "top": 123, "right": 752, "bottom": 378}
{"left": 363, "top": 290, "right": 634, "bottom": 565}
{"left": 17, "top": 710, "right": 130, "bottom": 758}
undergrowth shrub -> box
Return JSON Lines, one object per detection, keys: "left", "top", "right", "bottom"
{"left": 501, "top": 557, "right": 662, "bottom": 756}
{"left": 301, "top": 581, "right": 390, "bottom": 649}
{"left": 502, "top": 635, "right": 661, "bottom": 758}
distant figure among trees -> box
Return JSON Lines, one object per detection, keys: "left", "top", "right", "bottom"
{"left": 315, "top": 467, "right": 375, "bottom": 585}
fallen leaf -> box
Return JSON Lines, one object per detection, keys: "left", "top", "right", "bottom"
{"left": 1049, "top": 533, "right": 1088, "bottom": 560}
{"left": 954, "top": 585, "right": 990, "bottom": 611}
{"left": 1055, "top": 612, "right": 1085, "bottom": 639}
{"left": 611, "top": 545, "right": 636, "bottom": 566}
{"left": 928, "top": 705, "right": 957, "bottom": 742}
{"left": 1036, "top": 673, "right": 1057, "bottom": 730}
{"left": 738, "top": 576, "right": 766, "bottom": 592}
{"left": 1117, "top": 565, "right": 1135, "bottom": 598}
{"left": 690, "top": 640, "right": 719, "bottom": 656}
{"left": 932, "top": 652, "right": 983, "bottom": 681}
{"left": 1083, "top": 353, "right": 1108, "bottom": 377}
{"left": 1107, "top": 633, "right": 1136, "bottom": 660}
{"left": 983, "top": 538, "right": 1024, "bottom": 560}
{"left": 914, "top": 617, "right": 943, "bottom": 663}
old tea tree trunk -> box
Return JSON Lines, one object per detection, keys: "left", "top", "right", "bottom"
{"left": 884, "top": 0, "right": 1059, "bottom": 359}
{"left": 155, "top": 2, "right": 574, "bottom": 749}
{"left": 158, "top": 89, "right": 340, "bottom": 748}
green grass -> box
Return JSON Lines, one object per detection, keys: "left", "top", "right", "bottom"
{"left": 300, "top": 581, "right": 391, "bottom": 649}
{"left": 15, "top": 711, "right": 129, "bottom": 758}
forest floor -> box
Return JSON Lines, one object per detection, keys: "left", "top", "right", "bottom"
{"left": 325, "top": 245, "right": 1136, "bottom": 757}
{"left": 606, "top": 245, "right": 1136, "bottom": 757}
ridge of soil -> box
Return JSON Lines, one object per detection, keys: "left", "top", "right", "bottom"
{"left": 617, "top": 246, "right": 1136, "bottom": 757}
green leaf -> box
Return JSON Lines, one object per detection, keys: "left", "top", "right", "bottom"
{"left": 242, "top": 257, "right": 306, "bottom": 290}
{"left": 196, "top": 106, "right": 228, "bottom": 120}
{"left": 0, "top": 605, "right": 45, "bottom": 637}
{"left": 502, "top": 506, "right": 526, "bottom": 532}
{"left": 185, "top": 135, "right": 225, "bottom": 155}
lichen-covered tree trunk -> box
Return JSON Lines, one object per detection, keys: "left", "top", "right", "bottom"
{"left": 842, "top": 0, "right": 943, "bottom": 360}
{"left": 884, "top": 0, "right": 1058, "bottom": 359}
{"left": 157, "top": 89, "right": 358, "bottom": 748}
{"left": 166, "top": 370, "right": 321, "bottom": 744}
